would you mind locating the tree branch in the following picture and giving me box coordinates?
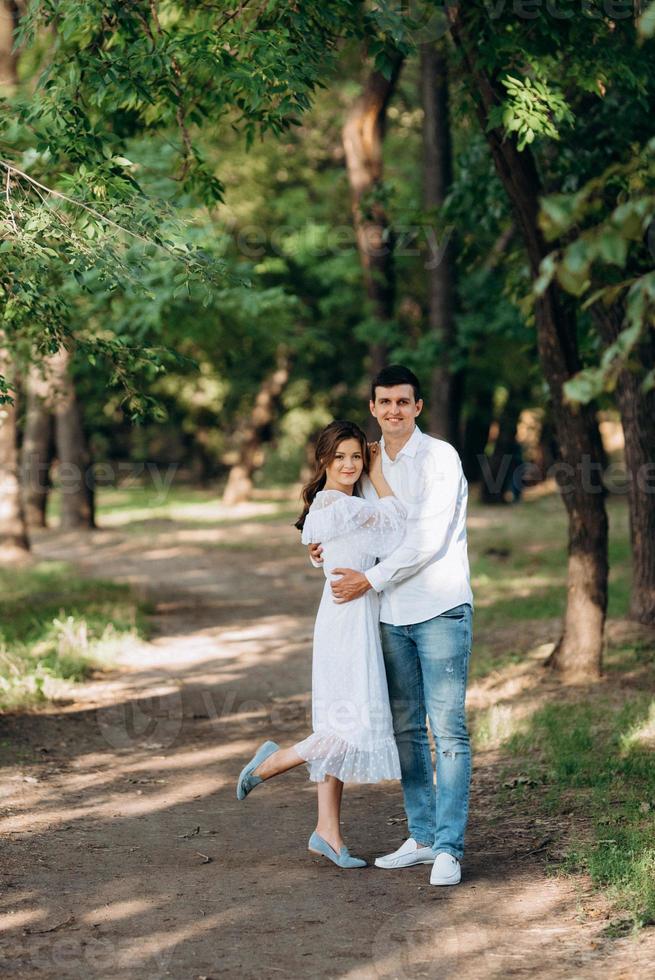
[0,159,194,267]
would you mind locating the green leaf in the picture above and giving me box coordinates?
[539,195,578,240]
[595,230,628,267]
[534,253,557,297]
[563,368,605,405]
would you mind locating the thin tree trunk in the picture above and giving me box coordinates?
[479,404,523,505]
[222,351,290,506]
[0,0,19,95]
[421,41,459,444]
[593,301,655,625]
[0,4,29,554]
[450,7,608,682]
[0,345,29,557]
[21,363,55,527]
[49,347,95,529]
[342,55,403,386]
[461,390,494,483]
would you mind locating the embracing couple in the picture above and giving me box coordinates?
[237,364,473,887]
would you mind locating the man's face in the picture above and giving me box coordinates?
[369,384,423,441]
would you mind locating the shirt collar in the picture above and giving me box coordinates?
[380,425,423,461]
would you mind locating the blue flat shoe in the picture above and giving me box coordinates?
[308,831,367,869]
[236,740,279,800]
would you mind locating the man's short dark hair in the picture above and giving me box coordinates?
[371,364,421,402]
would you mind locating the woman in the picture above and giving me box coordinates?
[236,420,406,868]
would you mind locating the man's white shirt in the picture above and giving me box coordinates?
[361,426,473,627]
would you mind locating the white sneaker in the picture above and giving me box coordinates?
[429,852,461,885]
[374,837,436,870]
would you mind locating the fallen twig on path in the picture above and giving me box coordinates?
[176,825,201,839]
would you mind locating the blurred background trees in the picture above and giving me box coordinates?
[1,1,655,681]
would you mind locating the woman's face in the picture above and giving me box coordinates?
[324,438,365,491]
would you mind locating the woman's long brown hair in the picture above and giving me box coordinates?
[295,420,369,531]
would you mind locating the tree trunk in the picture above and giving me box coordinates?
[461,391,494,483]
[479,404,523,505]
[0,1,19,95]
[49,347,95,529]
[222,351,290,506]
[342,55,403,388]
[449,8,608,681]
[21,363,55,527]
[420,41,459,445]
[0,345,30,557]
[592,301,655,625]
[0,13,27,557]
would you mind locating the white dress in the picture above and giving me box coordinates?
[295,490,406,783]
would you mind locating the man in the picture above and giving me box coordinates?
[311,364,473,886]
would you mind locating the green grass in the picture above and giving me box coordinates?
[468,493,632,677]
[464,491,655,929]
[0,563,148,711]
[502,697,655,930]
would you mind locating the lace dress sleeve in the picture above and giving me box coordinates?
[301,492,406,553]
[360,496,407,558]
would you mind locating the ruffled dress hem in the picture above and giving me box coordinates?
[294,730,401,784]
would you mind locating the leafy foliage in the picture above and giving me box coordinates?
[490,72,573,151]
[537,141,655,403]
[449,2,655,405]
[3,0,655,457]
[1,0,372,401]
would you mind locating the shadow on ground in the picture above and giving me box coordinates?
[1,506,653,979]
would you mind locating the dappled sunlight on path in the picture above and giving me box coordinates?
[1,500,653,978]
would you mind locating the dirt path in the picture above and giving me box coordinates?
[1,505,653,979]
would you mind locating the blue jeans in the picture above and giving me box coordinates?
[380,604,472,860]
